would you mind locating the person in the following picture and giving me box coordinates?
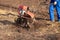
[49,0,60,22]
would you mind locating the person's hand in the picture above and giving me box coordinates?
[54,1,57,5]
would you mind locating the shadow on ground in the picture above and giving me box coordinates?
[0,20,15,25]
[35,17,50,21]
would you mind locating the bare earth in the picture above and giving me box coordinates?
[0,0,60,40]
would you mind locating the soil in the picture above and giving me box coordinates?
[0,0,60,40]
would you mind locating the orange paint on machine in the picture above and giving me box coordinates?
[18,5,35,19]
[27,11,35,19]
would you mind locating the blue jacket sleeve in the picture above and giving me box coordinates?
[55,0,59,2]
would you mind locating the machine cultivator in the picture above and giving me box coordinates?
[15,11,35,28]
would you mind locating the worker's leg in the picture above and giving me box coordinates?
[49,4,55,22]
[56,6,60,22]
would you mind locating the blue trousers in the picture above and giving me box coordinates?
[49,3,60,21]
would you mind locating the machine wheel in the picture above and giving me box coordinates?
[15,17,28,27]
